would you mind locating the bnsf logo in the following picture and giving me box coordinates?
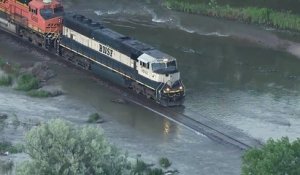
[99,44,113,57]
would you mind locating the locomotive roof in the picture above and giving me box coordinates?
[63,13,176,62]
[29,0,61,8]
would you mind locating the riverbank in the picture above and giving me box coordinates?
[163,0,300,32]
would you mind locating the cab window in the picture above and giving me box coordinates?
[167,60,176,68]
[40,6,64,19]
[29,6,38,15]
[17,0,31,5]
[40,8,53,19]
[139,61,149,69]
[54,6,64,14]
[152,63,166,71]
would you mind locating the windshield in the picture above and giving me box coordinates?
[152,63,166,71]
[54,6,64,15]
[40,6,64,20]
[40,8,53,19]
[167,60,177,68]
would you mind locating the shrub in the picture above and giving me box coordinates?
[159,157,172,169]
[15,74,39,91]
[0,141,23,154]
[16,119,131,175]
[16,119,179,175]
[0,58,5,68]
[27,90,51,98]
[87,113,102,123]
[0,75,12,86]
[242,137,300,175]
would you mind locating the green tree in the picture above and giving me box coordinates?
[16,119,130,175]
[242,137,300,175]
[16,119,178,175]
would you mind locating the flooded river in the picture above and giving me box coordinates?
[1,0,300,174]
[72,0,300,141]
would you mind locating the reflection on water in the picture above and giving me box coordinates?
[85,5,300,142]
[163,118,171,136]
[1,0,300,174]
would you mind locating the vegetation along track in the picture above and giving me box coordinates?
[123,91,263,150]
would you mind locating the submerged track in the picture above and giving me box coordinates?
[122,91,262,150]
[0,30,262,151]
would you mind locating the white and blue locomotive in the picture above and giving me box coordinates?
[59,14,185,106]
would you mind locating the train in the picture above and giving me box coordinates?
[0,0,185,106]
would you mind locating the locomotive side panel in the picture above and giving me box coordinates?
[63,26,135,69]
[62,14,185,106]
[0,14,17,33]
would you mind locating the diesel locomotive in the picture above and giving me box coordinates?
[0,0,185,106]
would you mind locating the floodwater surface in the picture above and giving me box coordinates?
[66,0,300,142]
[0,0,300,174]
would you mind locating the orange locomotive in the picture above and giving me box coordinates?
[0,0,63,48]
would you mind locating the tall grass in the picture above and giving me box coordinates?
[0,58,5,68]
[0,75,12,86]
[15,74,39,91]
[164,0,300,32]
[27,89,51,98]
[0,141,23,154]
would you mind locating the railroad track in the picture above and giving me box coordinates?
[161,107,255,150]
[0,31,261,150]
[122,92,262,150]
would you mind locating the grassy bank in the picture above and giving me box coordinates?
[163,0,300,32]
[0,58,61,98]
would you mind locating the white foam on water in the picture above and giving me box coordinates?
[94,9,122,16]
[265,27,276,31]
[152,17,170,23]
[177,25,196,34]
[94,10,104,16]
[107,9,121,15]
[287,42,300,59]
[203,32,230,37]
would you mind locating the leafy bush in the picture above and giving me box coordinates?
[0,58,5,68]
[242,137,300,175]
[0,141,23,154]
[27,90,51,98]
[159,157,172,169]
[87,113,102,123]
[16,119,178,175]
[15,74,39,91]
[0,75,12,86]
[16,119,130,175]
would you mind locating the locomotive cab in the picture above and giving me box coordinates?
[152,60,185,105]
[137,52,185,106]
[28,0,63,35]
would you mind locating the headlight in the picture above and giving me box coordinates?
[179,86,183,90]
[166,87,170,92]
